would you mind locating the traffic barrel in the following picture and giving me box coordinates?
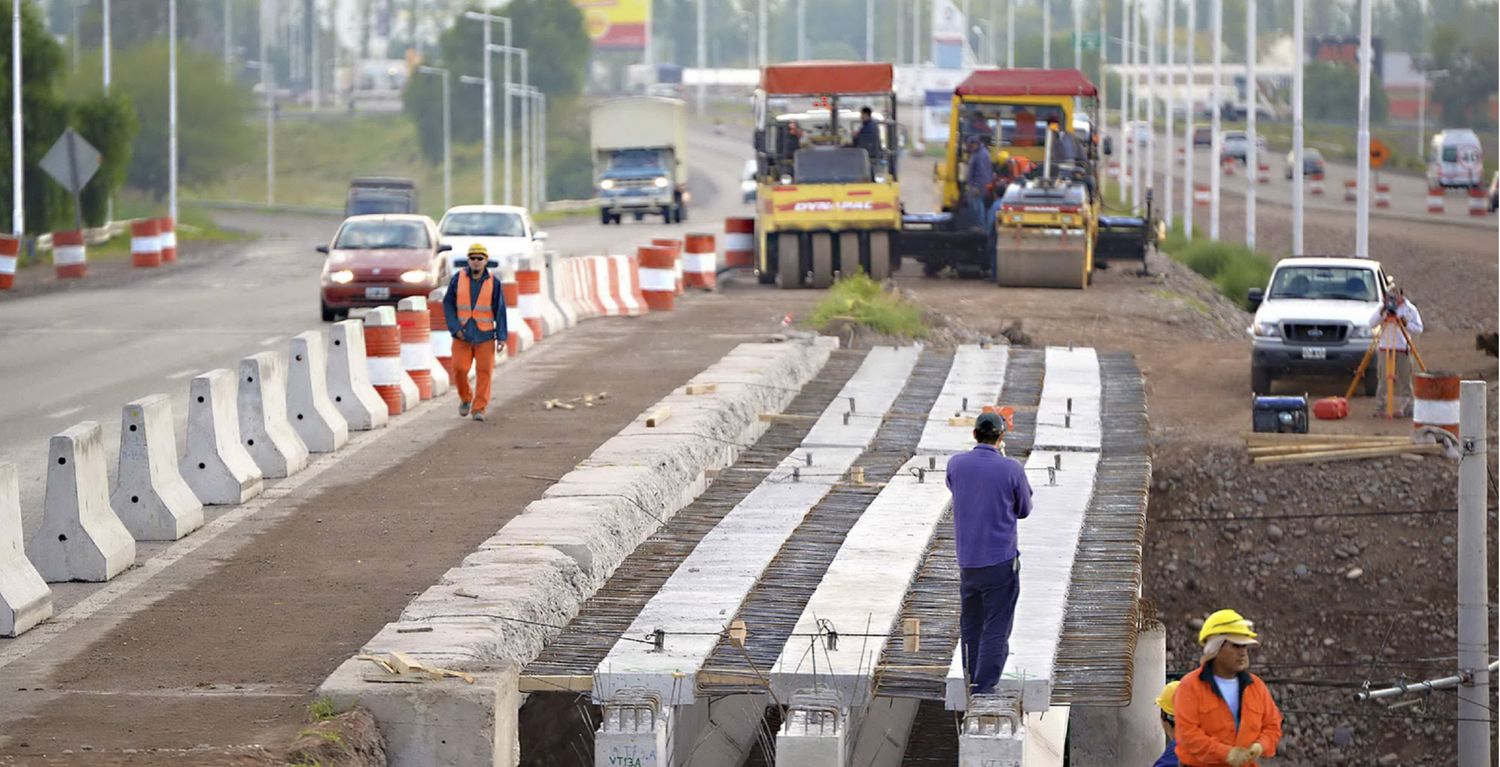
[515,261,545,341]
[651,237,685,295]
[1426,186,1445,214]
[428,287,452,386]
[1193,184,1211,207]
[609,253,648,316]
[1309,172,1326,196]
[0,234,17,290]
[683,233,717,290]
[1343,180,1358,203]
[724,217,755,269]
[1468,186,1487,217]
[396,296,434,401]
[1221,156,1236,177]
[1256,162,1270,184]
[498,266,534,356]
[1413,372,1460,437]
[52,230,86,279]
[362,306,405,416]
[130,219,162,268]
[157,217,177,263]
[638,245,676,311]
[1374,182,1391,209]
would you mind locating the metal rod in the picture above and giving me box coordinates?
[1183,0,1195,239]
[1356,661,1500,702]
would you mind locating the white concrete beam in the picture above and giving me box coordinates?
[917,345,1009,456]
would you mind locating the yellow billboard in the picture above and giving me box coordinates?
[573,0,649,50]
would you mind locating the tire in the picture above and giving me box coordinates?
[321,300,337,323]
[634,212,644,222]
[867,231,892,280]
[1251,365,1273,395]
[810,233,834,289]
[776,233,802,289]
[600,208,611,226]
[1362,368,1379,397]
[838,231,861,277]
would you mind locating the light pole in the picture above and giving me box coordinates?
[223,0,232,81]
[416,65,451,212]
[797,0,805,59]
[1183,0,1195,239]
[464,10,512,206]
[1355,0,1371,258]
[169,0,179,222]
[1146,1,1155,212]
[1164,0,1175,232]
[246,59,274,206]
[1130,0,1141,212]
[1042,0,1050,67]
[1416,71,1448,165]
[11,0,22,237]
[1245,0,1256,250]
[489,44,528,212]
[1291,0,1303,254]
[1072,0,1081,70]
[103,0,112,90]
[1209,0,1222,241]
[757,0,766,67]
[1005,0,1014,67]
[696,0,706,113]
[866,0,874,61]
[974,23,988,66]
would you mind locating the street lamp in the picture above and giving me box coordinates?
[246,59,275,206]
[489,44,529,213]
[416,65,452,212]
[11,0,22,236]
[973,23,987,66]
[511,84,547,211]
[169,0,178,222]
[463,10,512,206]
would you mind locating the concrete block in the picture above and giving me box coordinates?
[110,395,204,541]
[238,352,311,478]
[399,368,421,410]
[319,655,520,767]
[328,319,390,431]
[537,252,567,335]
[596,693,672,767]
[28,422,137,582]
[181,369,265,505]
[0,462,52,636]
[287,331,351,453]
[544,252,578,329]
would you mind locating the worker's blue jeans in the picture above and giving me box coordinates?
[960,555,1021,695]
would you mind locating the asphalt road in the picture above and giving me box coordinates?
[0,124,754,527]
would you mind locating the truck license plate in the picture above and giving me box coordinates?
[1301,347,1326,360]
[365,287,390,300]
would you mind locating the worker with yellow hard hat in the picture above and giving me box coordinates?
[1173,609,1283,767]
[1153,680,1181,766]
[442,242,507,422]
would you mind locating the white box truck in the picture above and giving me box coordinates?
[591,97,689,225]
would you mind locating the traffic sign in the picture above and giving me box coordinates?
[1369,137,1390,169]
[1076,31,1102,51]
[40,129,101,194]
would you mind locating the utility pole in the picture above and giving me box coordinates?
[416,66,451,212]
[1042,0,1050,67]
[696,0,705,114]
[1457,380,1492,767]
[169,0,179,222]
[1130,0,1141,212]
[1245,0,1256,250]
[1183,0,1195,239]
[1354,0,1372,258]
[1164,0,1174,231]
[11,0,22,237]
[1005,0,1014,67]
[465,10,511,206]
[1209,0,1222,241]
[1292,0,1303,255]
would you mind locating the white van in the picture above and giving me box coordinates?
[1427,129,1484,189]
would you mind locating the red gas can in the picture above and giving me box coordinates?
[1313,397,1350,420]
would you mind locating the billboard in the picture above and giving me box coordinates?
[575,0,649,50]
[930,0,966,70]
[923,89,954,143]
[1308,35,1385,81]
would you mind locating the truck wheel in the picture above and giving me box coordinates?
[868,231,892,280]
[600,209,612,226]
[634,212,645,222]
[838,231,861,277]
[810,233,834,288]
[321,300,337,323]
[776,233,802,289]
[676,204,687,223]
[1361,369,1379,397]
[1251,365,1273,395]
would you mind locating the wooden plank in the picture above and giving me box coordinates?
[759,412,818,423]
[518,674,594,693]
[1248,442,1411,456]
[645,407,671,428]
[1253,443,1443,465]
[1241,431,1412,444]
[685,383,718,395]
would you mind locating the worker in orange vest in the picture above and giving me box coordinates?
[1174,609,1283,767]
[443,243,508,422]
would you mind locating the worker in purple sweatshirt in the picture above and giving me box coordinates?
[945,411,1033,695]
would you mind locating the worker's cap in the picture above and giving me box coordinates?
[975,411,1006,435]
[966,134,983,146]
[467,243,489,258]
[1155,681,1180,718]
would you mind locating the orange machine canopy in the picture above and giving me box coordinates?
[955,68,1098,98]
[761,61,895,96]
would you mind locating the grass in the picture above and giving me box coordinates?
[1150,287,1213,317]
[808,272,929,338]
[305,696,339,723]
[1158,226,1273,310]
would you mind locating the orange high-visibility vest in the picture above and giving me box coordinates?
[456,270,496,332]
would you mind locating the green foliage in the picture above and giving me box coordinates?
[1424,19,1499,131]
[306,697,338,722]
[1162,234,1272,310]
[0,0,77,234]
[73,91,138,227]
[1303,61,1387,125]
[809,272,928,338]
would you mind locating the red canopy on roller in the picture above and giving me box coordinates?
[761,61,895,95]
[955,68,1098,97]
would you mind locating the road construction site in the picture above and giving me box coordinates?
[0,103,1495,767]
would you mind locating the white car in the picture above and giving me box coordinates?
[1220,130,1269,163]
[1246,257,1393,395]
[437,204,548,271]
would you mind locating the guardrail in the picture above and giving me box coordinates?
[34,220,131,251]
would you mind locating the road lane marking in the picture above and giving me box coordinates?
[258,335,284,347]
[47,406,84,419]
[166,368,198,380]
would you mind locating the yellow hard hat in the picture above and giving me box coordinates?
[467,242,489,257]
[1198,609,1259,644]
[997,150,1011,164]
[1156,681,1180,716]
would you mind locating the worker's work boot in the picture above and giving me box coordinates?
[473,411,486,422]
[459,402,471,417]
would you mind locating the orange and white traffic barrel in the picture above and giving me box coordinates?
[724,217,755,269]
[363,306,405,416]
[515,260,545,341]
[499,266,534,356]
[396,296,434,401]
[130,219,161,268]
[0,234,16,290]
[683,233,717,290]
[1343,179,1358,203]
[157,217,177,263]
[427,287,452,387]
[588,256,621,316]
[1256,162,1271,184]
[52,230,86,279]
[609,253,647,316]
[1413,371,1460,437]
[638,245,676,311]
[1427,186,1445,214]
[651,238,684,295]
[1309,172,1326,196]
[1468,186,1487,217]
[1374,182,1391,208]
[1106,161,1121,179]
[1221,156,1236,177]
[1175,146,1187,166]
[1193,184,1211,207]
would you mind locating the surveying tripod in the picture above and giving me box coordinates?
[1345,310,1427,419]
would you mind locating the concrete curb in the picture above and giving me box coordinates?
[181,369,265,505]
[328,320,390,431]
[0,462,52,636]
[111,395,205,541]
[288,331,353,453]
[28,422,137,583]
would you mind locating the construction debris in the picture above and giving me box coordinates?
[543,392,609,411]
[1244,432,1445,465]
[355,652,475,684]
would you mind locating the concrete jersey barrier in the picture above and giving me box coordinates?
[28,422,138,582]
[111,395,205,541]
[181,369,266,505]
[0,462,53,636]
[287,331,352,453]
[238,352,312,479]
[327,320,390,431]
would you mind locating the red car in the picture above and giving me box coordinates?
[318,214,451,321]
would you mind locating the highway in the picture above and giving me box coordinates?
[0,125,753,528]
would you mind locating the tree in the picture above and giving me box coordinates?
[1303,60,1387,124]
[0,0,78,234]
[73,92,138,227]
[1422,19,1498,130]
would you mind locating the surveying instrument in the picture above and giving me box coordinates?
[1345,296,1426,418]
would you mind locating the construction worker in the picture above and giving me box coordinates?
[1367,286,1423,417]
[443,243,508,422]
[1046,115,1080,166]
[1154,680,1181,766]
[946,411,1032,695]
[852,106,881,158]
[965,134,994,232]
[1174,609,1283,767]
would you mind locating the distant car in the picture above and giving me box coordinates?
[1219,131,1268,163]
[346,177,418,217]
[1427,129,1484,189]
[741,159,757,203]
[437,204,546,272]
[1284,147,1326,179]
[318,215,449,322]
[1193,125,1213,148]
[1126,120,1153,150]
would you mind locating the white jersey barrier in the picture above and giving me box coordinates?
[328,319,390,431]
[181,369,265,505]
[288,331,352,453]
[0,462,53,636]
[111,395,205,541]
[28,422,137,582]
[238,352,312,479]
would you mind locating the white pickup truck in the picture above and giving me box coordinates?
[1246,257,1393,395]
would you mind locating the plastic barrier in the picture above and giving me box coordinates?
[238,352,312,478]
[363,307,407,416]
[651,238,685,295]
[288,331,352,453]
[638,245,676,312]
[52,230,86,279]
[0,234,16,290]
[609,254,647,316]
[723,218,755,269]
[1469,186,1487,217]
[1309,172,1326,196]
[589,256,622,316]
[683,233,717,290]
[535,258,567,336]
[157,217,178,263]
[515,262,545,341]
[0,462,53,636]
[111,395,205,541]
[426,288,452,395]
[1427,186,1445,214]
[397,296,436,401]
[29,421,137,582]
[1413,372,1460,436]
[544,253,580,329]
[130,219,162,268]
[181,369,266,505]
[328,319,390,430]
[499,267,535,357]
[1375,182,1391,209]
[1344,180,1358,203]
